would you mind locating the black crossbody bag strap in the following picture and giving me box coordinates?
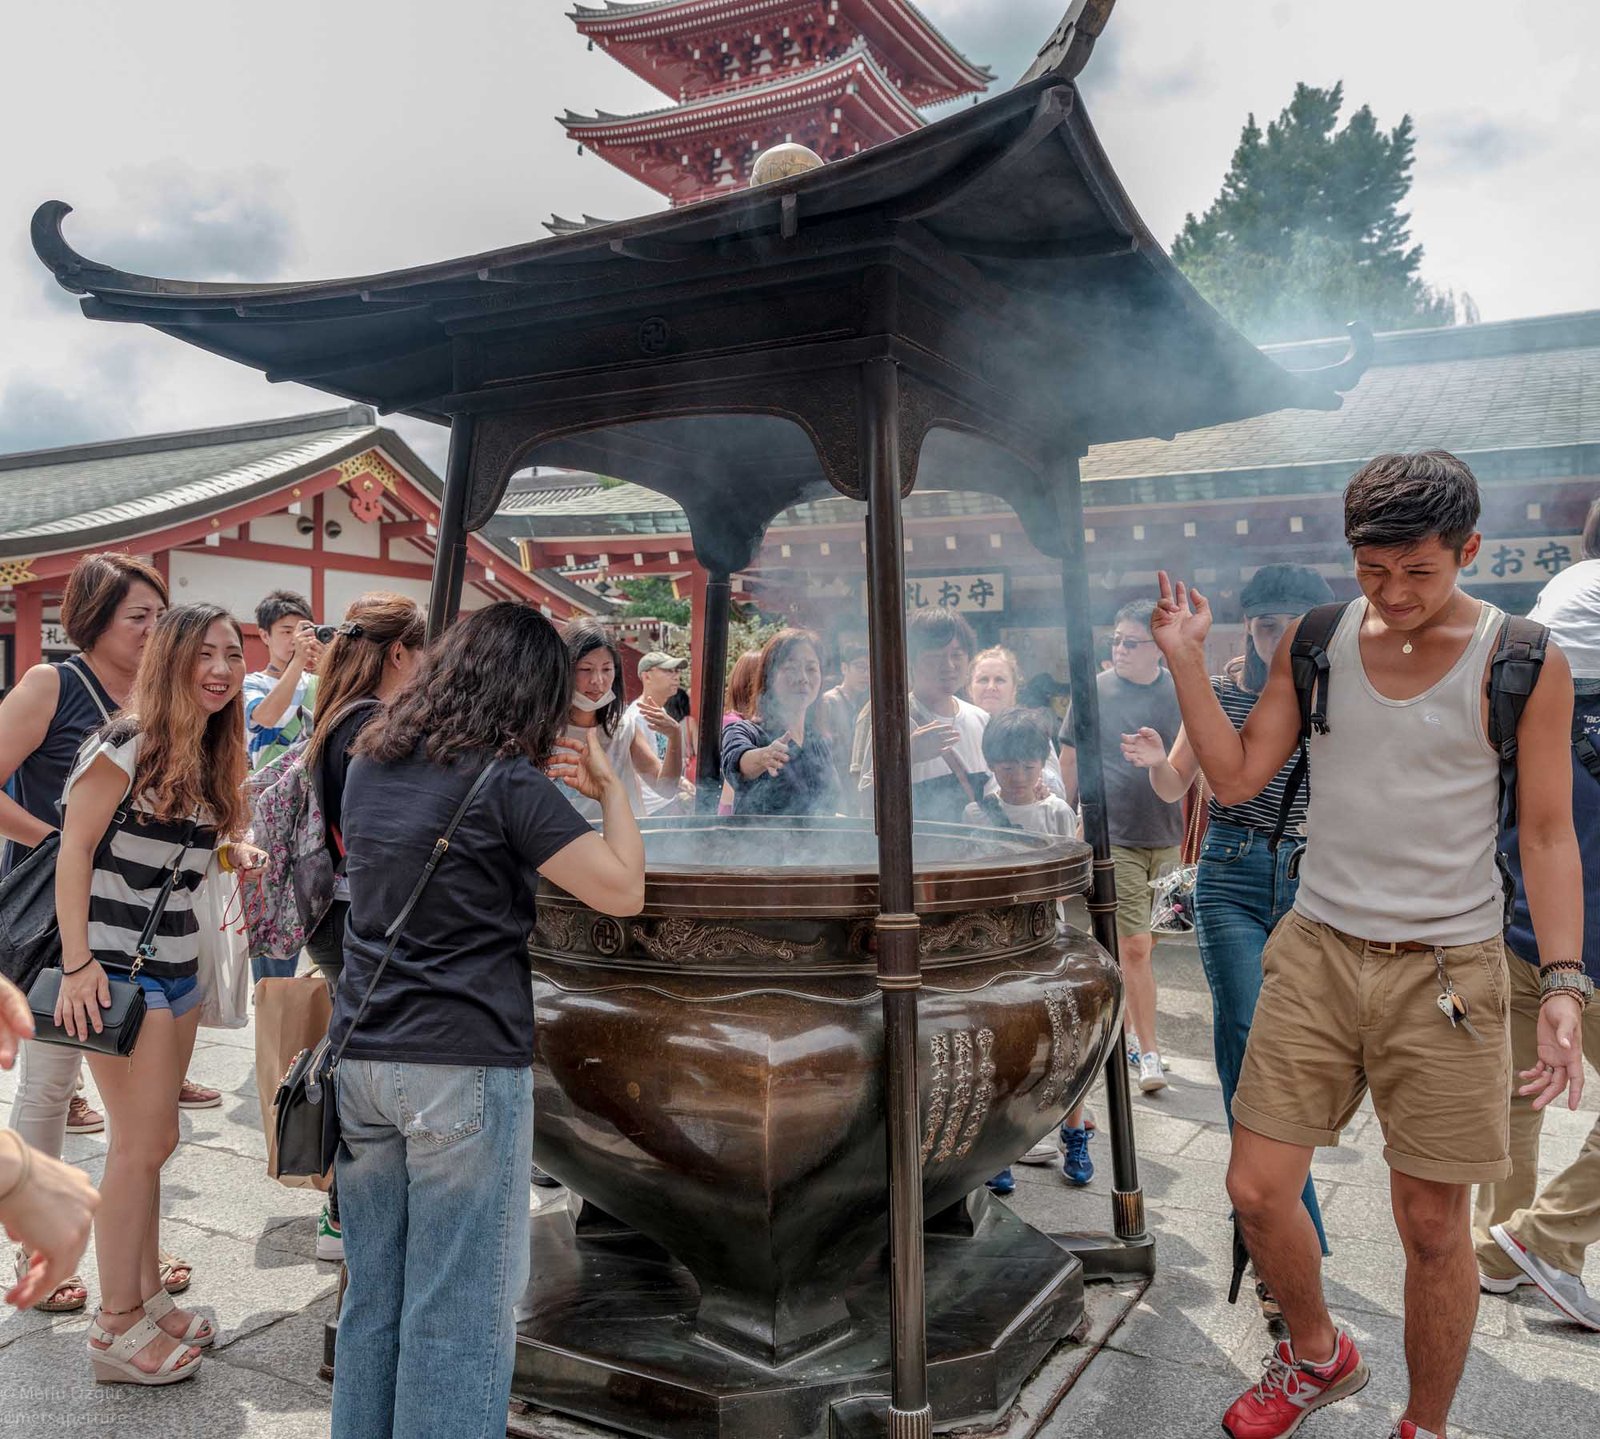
[329,759,500,1067]
[100,814,200,978]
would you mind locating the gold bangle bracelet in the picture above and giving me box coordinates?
[0,1130,33,1204]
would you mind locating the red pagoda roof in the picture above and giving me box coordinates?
[569,0,991,105]
[562,44,927,202]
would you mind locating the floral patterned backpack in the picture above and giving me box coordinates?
[245,700,376,957]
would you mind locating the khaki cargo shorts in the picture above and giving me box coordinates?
[1233,911,1512,1184]
[1110,844,1182,939]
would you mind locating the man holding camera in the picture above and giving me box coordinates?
[244,589,323,980]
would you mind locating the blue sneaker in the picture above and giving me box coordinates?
[1059,1126,1093,1186]
[985,1167,1016,1196]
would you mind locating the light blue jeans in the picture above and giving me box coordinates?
[1195,820,1330,1255]
[332,1060,534,1439]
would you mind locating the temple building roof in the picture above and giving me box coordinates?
[493,309,1600,535]
[570,0,991,104]
[560,43,924,139]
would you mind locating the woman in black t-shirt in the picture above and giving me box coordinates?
[301,593,425,980]
[329,603,644,1439]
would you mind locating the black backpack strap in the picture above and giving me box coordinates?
[1576,720,1600,782]
[1486,616,1549,830]
[1269,602,1348,848]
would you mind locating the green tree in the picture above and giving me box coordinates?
[1171,82,1455,343]
[615,575,691,627]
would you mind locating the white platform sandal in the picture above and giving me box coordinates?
[143,1285,216,1347]
[88,1307,202,1386]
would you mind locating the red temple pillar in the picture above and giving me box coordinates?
[12,585,44,676]
[687,562,709,719]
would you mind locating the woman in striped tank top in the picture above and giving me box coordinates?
[1122,564,1335,1305]
[53,605,265,1386]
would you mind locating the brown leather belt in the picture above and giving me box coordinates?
[1329,928,1435,955]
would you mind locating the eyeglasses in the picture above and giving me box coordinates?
[1111,636,1154,650]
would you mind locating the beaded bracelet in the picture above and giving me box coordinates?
[1540,960,1586,974]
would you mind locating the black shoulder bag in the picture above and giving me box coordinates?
[26,815,199,1058]
[274,760,500,1181]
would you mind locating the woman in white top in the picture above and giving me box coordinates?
[969,646,1066,799]
[557,623,682,822]
[54,605,266,1385]
[1529,498,1600,684]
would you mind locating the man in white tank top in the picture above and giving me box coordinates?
[1150,452,1585,1439]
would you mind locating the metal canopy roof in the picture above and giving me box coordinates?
[30,2,1365,572]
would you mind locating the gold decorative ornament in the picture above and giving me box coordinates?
[750,143,824,186]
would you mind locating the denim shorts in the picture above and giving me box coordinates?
[130,972,202,1019]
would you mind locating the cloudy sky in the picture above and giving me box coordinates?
[2,0,1594,470]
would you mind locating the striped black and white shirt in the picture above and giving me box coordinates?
[66,734,218,979]
[1206,676,1308,838]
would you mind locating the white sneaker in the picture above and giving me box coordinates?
[1478,1266,1533,1295]
[1017,1137,1059,1166]
[315,1205,344,1262]
[1492,1223,1600,1330]
[1137,1052,1168,1094]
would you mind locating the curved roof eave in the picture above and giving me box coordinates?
[29,15,1364,450]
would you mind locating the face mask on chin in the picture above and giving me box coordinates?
[571,688,615,714]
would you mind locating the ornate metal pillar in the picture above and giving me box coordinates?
[1051,450,1154,1275]
[695,567,733,812]
[861,357,931,1438]
[427,412,476,640]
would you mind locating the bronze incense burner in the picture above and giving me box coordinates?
[516,816,1120,1435]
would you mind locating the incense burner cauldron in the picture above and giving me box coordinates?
[519,816,1120,1436]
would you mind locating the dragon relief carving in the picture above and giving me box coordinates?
[923,1026,997,1165]
[536,907,580,951]
[633,916,827,964]
[917,907,1030,958]
[1038,985,1083,1110]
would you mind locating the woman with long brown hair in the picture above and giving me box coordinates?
[0,553,165,1312]
[53,604,266,1384]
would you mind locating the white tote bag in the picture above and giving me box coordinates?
[196,861,251,1029]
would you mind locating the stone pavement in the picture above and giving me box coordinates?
[1,939,1595,1438]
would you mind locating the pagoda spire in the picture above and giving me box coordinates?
[563,0,991,206]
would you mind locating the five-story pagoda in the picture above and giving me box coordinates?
[562,0,992,205]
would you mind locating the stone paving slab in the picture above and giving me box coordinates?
[3,939,1596,1438]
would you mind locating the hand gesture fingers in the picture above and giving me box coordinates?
[0,976,33,1069]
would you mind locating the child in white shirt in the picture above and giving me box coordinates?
[963,709,1078,838]
[963,710,1094,1191]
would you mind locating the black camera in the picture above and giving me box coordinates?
[312,624,339,645]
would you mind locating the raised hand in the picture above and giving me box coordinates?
[1151,571,1213,661]
[910,720,961,764]
[547,731,619,802]
[637,697,679,738]
[1120,727,1168,770]
[753,733,796,778]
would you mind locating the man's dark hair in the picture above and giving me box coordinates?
[357,602,571,767]
[1583,496,1600,562]
[255,589,313,632]
[906,607,977,662]
[839,642,868,668]
[1343,451,1481,555]
[982,708,1052,767]
[1113,599,1158,634]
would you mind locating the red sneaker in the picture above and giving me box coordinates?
[1222,1331,1369,1438]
